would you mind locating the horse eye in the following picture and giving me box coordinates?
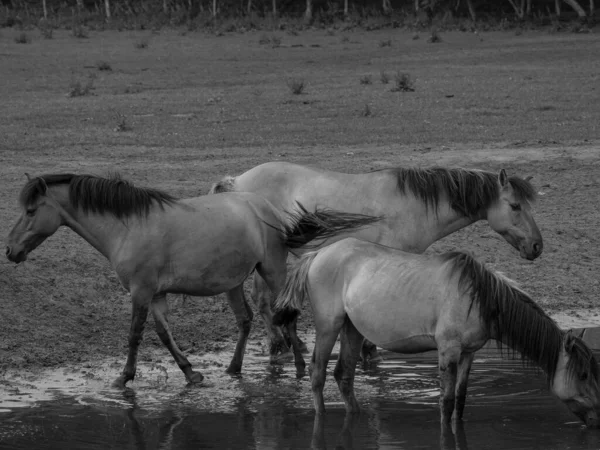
[510,203,521,212]
[26,208,36,217]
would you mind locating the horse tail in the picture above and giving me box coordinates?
[272,251,319,326]
[209,175,237,194]
[282,202,381,250]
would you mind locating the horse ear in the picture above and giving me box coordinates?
[25,172,31,181]
[498,169,508,187]
[525,176,534,183]
[577,328,585,339]
[37,177,48,193]
[565,329,577,353]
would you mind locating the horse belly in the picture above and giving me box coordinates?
[345,289,439,354]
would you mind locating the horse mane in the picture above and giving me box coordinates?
[384,167,537,218]
[441,251,599,385]
[19,173,177,219]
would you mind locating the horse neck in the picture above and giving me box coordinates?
[400,200,482,250]
[53,189,130,259]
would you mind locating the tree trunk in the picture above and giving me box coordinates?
[163,0,168,14]
[466,0,476,20]
[526,0,531,15]
[555,0,561,14]
[507,0,525,18]
[344,0,348,17]
[104,0,110,20]
[304,0,312,22]
[76,0,83,12]
[590,0,594,14]
[382,0,391,14]
[414,0,419,11]
[213,0,216,18]
[563,0,587,16]
[272,0,276,16]
[42,0,47,18]
[247,0,251,14]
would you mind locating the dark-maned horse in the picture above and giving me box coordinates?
[211,162,543,366]
[274,238,599,427]
[5,174,379,388]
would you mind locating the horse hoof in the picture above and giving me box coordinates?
[226,364,242,375]
[188,372,204,384]
[367,354,383,363]
[112,377,128,389]
[270,350,294,364]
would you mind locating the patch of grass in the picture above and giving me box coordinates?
[391,72,415,92]
[361,103,372,117]
[360,75,372,85]
[380,70,389,84]
[40,26,53,40]
[412,33,420,40]
[287,78,305,95]
[379,39,392,47]
[121,85,144,94]
[71,24,89,39]
[135,37,149,49]
[427,29,442,43]
[326,28,335,36]
[259,34,281,48]
[114,112,131,132]
[97,61,112,72]
[341,35,350,43]
[14,32,30,44]
[67,76,96,97]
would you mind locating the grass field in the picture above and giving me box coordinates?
[1,28,599,371]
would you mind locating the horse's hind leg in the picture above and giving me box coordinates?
[453,352,474,421]
[225,284,254,374]
[251,273,292,363]
[437,344,461,424]
[333,319,363,413]
[312,318,345,414]
[151,293,203,384]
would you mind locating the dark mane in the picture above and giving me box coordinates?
[19,173,177,218]
[441,251,599,385]
[384,167,537,218]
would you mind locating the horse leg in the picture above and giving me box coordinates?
[333,319,363,413]
[285,318,307,376]
[360,339,380,363]
[251,273,291,363]
[150,293,203,384]
[437,345,460,424]
[225,284,254,374]
[113,286,152,388]
[453,352,474,421]
[312,322,343,414]
[287,314,309,354]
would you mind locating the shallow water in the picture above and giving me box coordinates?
[1,344,600,450]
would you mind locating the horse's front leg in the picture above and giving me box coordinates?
[333,319,363,413]
[453,352,474,421]
[438,345,460,424]
[151,293,203,384]
[225,284,254,374]
[251,273,292,363]
[113,286,152,389]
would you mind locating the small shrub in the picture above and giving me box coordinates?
[114,113,131,132]
[391,72,415,92]
[380,70,389,84]
[379,39,392,47]
[14,32,30,44]
[270,35,281,48]
[360,75,372,85]
[259,34,271,44]
[341,35,350,43]
[40,27,53,40]
[71,24,89,39]
[427,29,442,43]
[287,78,305,95]
[361,103,372,117]
[68,77,95,97]
[97,61,112,71]
[326,28,335,36]
[135,37,149,49]
[412,32,420,40]
[259,34,281,48]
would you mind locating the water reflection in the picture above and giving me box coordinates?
[3,351,600,449]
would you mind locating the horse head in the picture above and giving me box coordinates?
[485,169,543,260]
[6,175,65,263]
[551,329,600,428]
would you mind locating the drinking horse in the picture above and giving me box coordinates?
[211,162,543,366]
[5,174,379,388]
[274,238,600,427]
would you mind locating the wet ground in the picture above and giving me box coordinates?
[2,335,600,450]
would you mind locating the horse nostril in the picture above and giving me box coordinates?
[5,246,11,257]
[533,242,542,255]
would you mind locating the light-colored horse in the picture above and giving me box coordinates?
[5,174,378,388]
[211,162,543,365]
[274,238,600,427]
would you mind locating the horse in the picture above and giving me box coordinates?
[273,238,600,427]
[211,162,543,366]
[5,173,380,388]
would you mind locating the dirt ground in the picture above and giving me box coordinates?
[0,29,599,375]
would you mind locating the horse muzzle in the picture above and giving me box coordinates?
[519,240,543,261]
[5,245,27,263]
